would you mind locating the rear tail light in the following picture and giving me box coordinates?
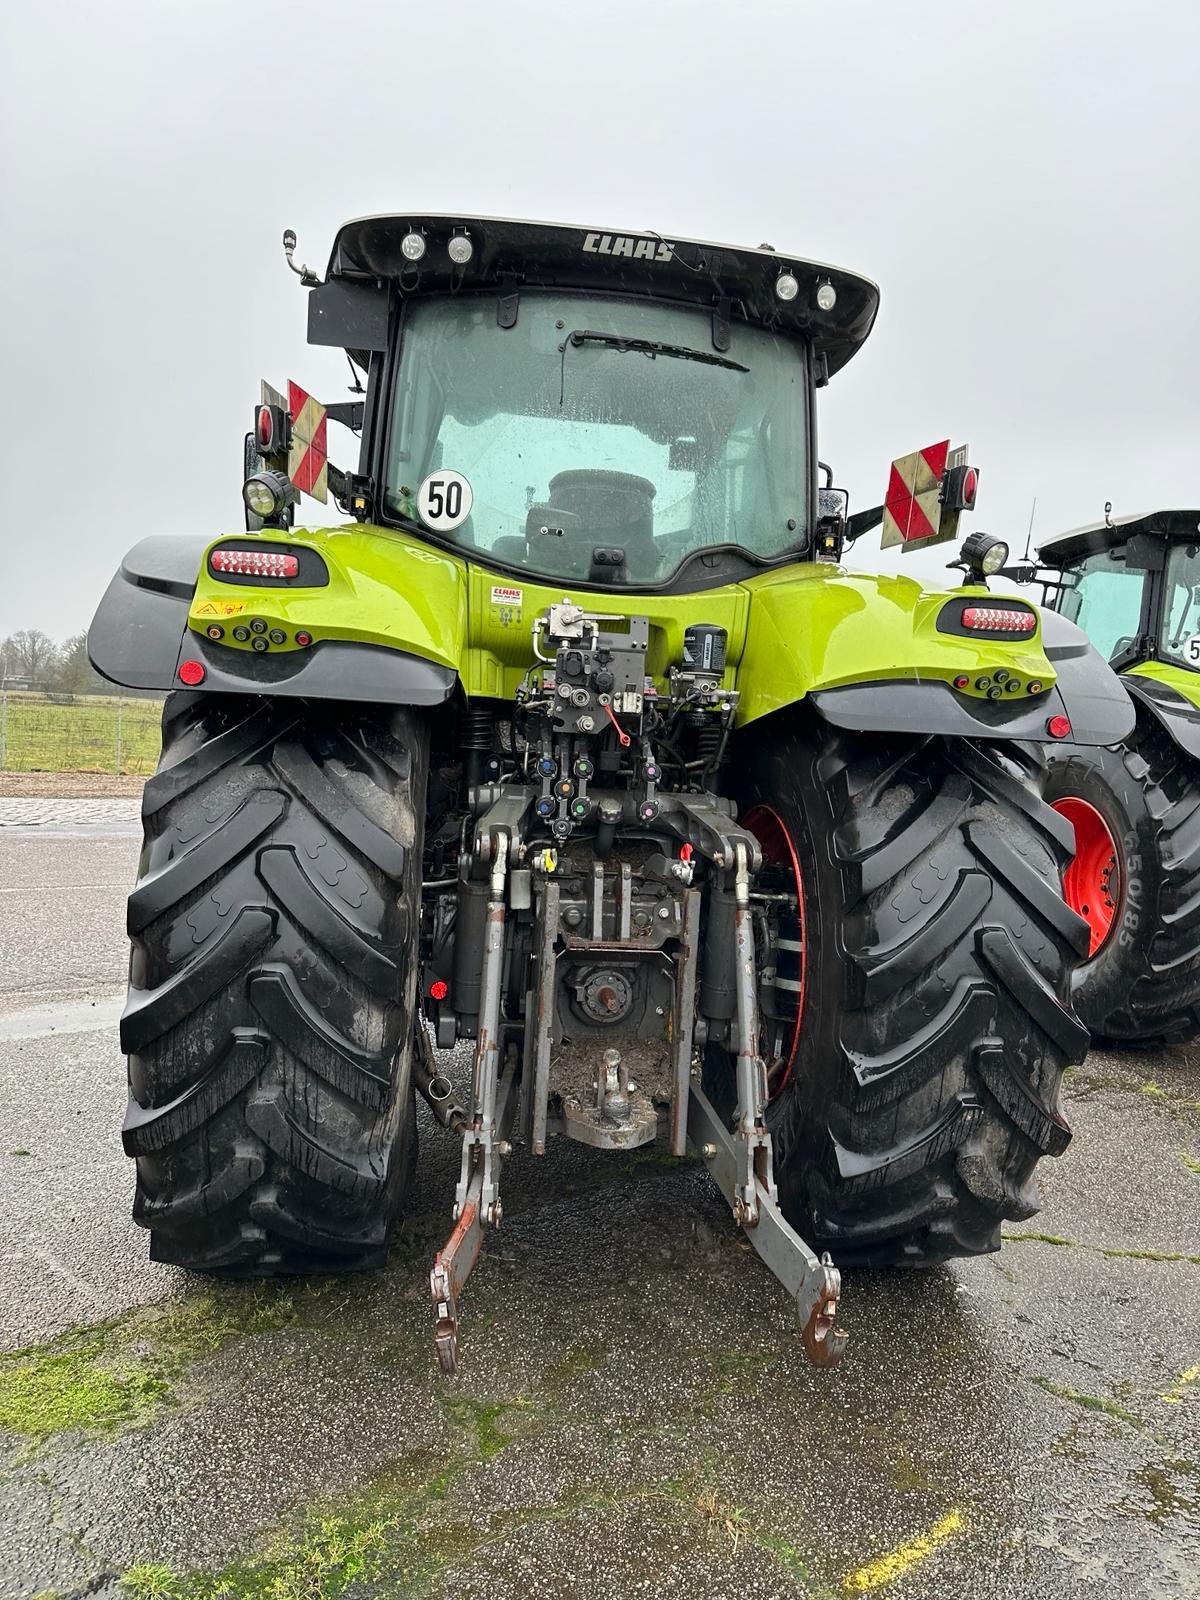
[961,606,1036,633]
[210,549,299,578]
[256,403,290,455]
[942,463,979,511]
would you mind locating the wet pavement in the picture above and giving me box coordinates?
[0,806,1197,1599]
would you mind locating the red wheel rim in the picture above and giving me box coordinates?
[1051,796,1121,957]
[742,804,807,1097]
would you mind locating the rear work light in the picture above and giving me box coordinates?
[961,606,1036,634]
[210,549,299,579]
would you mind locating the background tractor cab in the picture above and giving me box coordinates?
[1030,508,1200,1047]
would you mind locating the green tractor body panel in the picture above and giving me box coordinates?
[185,523,1059,729]
[1125,658,1200,712]
[733,564,1053,722]
[191,524,469,673]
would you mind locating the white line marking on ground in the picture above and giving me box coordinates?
[0,1249,110,1310]
[0,996,124,1042]
[0,884,126,894]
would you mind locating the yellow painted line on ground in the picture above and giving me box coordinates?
[1161,1364,1200,1404]
[842,1510,964,1593]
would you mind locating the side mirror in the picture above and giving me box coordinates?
[815,487,849,560]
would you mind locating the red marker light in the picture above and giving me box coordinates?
[1046,715,1071,740]
[961,606,1036,633]
[178,659,206,686]
[953,674,970,689]
[294,630,313,647]
[256,405,273,450]
[962,467,978,508]
[429,979,449,1000]
[211,549,299,578]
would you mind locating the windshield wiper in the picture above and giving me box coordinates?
[567,329,748,373]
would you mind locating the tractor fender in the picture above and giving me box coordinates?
[1035,608,1137,745]
[736,569,1134,746]
[810,610,1133,746]
[87,535,458,706]
[1122,672,1200,762]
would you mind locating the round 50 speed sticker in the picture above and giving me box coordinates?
[418,471,473,531]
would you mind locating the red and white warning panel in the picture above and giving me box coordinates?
[287,380,328,503]
[881,441,975,552]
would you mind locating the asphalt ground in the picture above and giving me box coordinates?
[0,799,1197,1600]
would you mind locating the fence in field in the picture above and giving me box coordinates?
[0,690,164,775]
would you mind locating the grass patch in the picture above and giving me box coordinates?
[0,692,162,775]
[1161,1364,1200,1405]
[121,1513,390,1600]
[1182,1152,1200,1177]
[0,1282,337,1443]
[1031,1376,1142,1428]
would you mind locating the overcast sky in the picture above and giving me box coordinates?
[1,0,1196,640]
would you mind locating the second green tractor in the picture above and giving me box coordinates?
[1031,510,1200,1046]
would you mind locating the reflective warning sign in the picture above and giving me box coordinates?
[881,440,949,551]
[287,380,328,503]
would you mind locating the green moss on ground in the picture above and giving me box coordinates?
[0,1281,337,1443]
[1031,1376,1143,1428]
[1004,1231,1200,1266]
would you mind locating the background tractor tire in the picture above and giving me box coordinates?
[1044,719,1200,1046]
[120,693,426,1276]
[707,713,1090,1267]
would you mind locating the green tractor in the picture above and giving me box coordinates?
[1030,509,1200,1044]
[89,216,1133,1372]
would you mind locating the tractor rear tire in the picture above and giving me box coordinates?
[120,693,426,1275]
[707,713,1090,1266]
[1044,719,1200,1046]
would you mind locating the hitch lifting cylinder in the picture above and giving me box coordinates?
[700,881,737,1020]
[452,879,489,1031]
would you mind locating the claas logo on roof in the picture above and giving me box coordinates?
[882,442,978,552]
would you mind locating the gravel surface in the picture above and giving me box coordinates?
[0,809,1196,1599]
[0,773,145,799]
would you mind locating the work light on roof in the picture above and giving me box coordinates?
[816,280,837,312]
[774,272,800,302]
[400,230,427,262]
[447,233,474,265]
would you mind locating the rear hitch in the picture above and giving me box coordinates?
[689,1081,848,1368]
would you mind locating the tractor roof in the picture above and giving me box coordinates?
[1038,508,1200,565]
[325,214,880,377]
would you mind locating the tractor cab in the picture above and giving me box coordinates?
[1035,508,1200,672]
[293,215,881,591]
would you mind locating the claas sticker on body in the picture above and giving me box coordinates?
[881,440,967,552]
